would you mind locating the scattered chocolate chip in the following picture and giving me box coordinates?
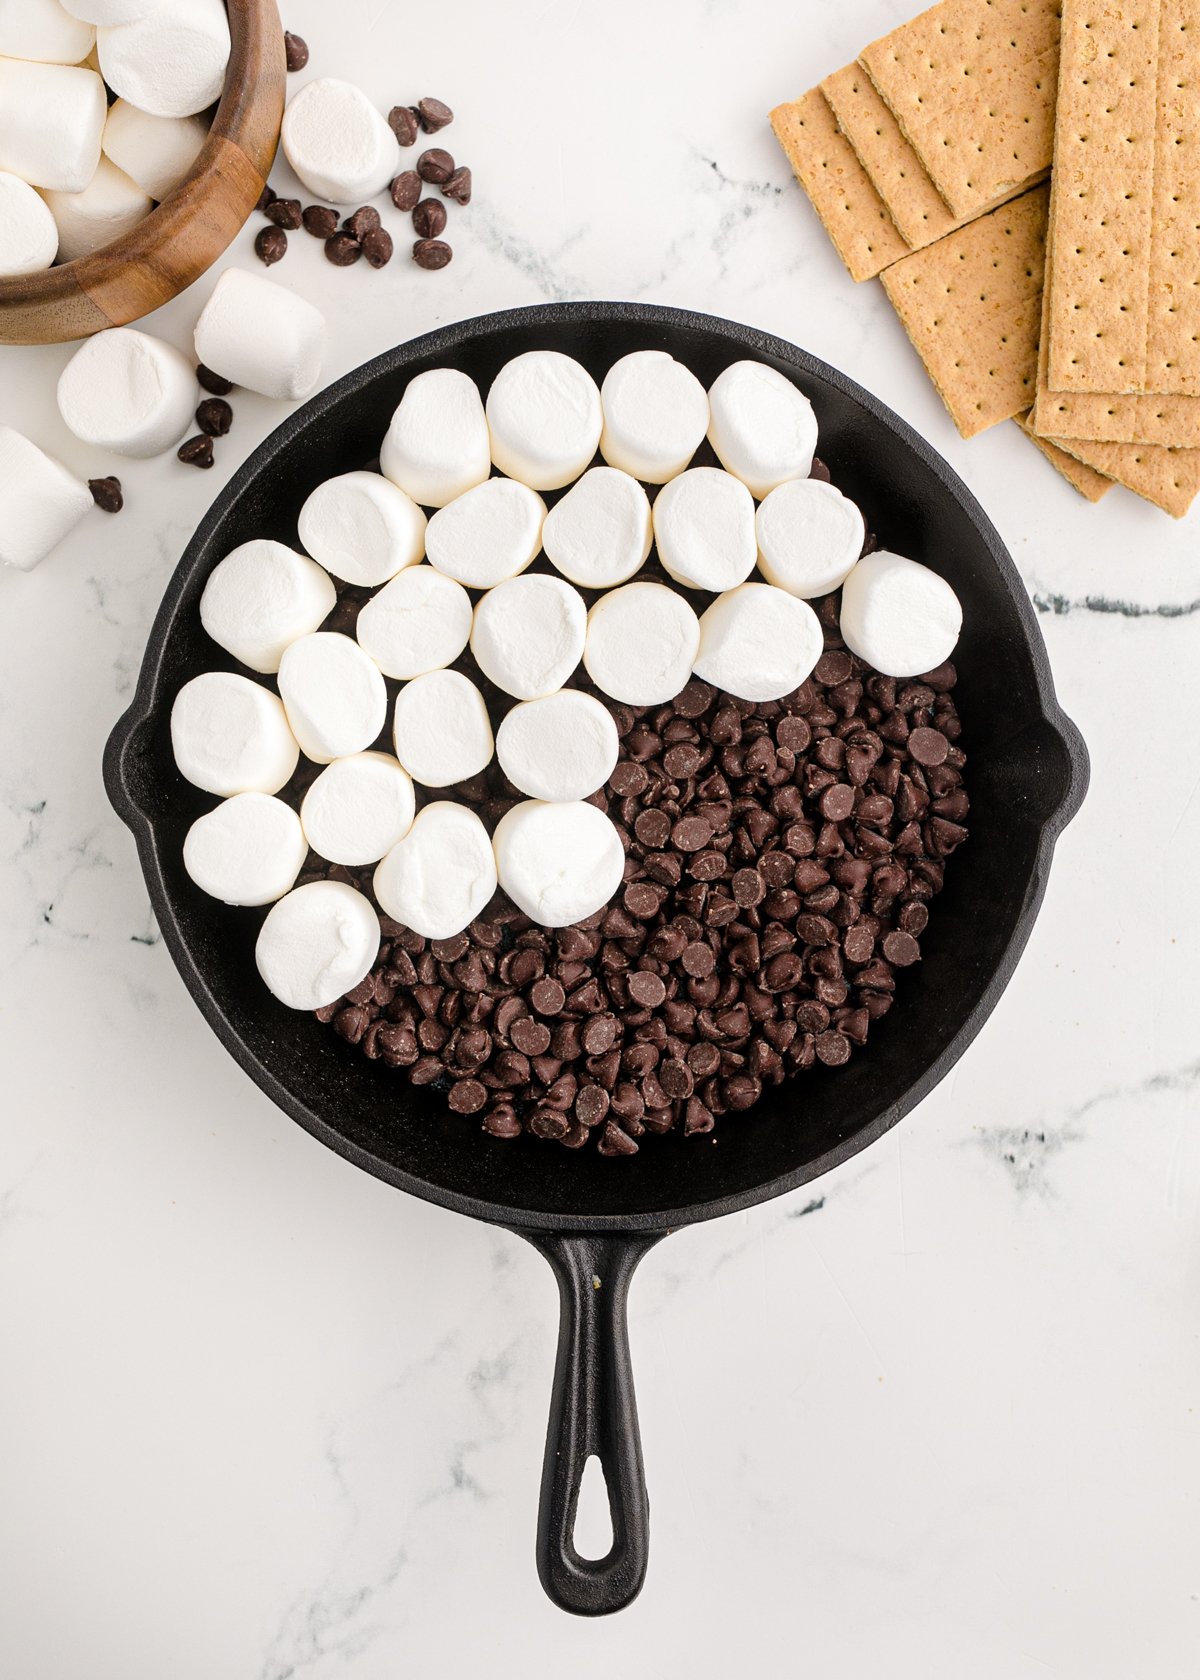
[412,197,447,238]
[325,232,362,266]
[195,397,232,437]
[343,205,381,240]
[255,225,287,265]
[416,147,454,184]
[441,165,472,204]
[88,476,122,512]
[361,227,393,268]
[177,434,214,469]
[388,105,420,146]
[255,184,275,213]
[284,31,309,71]
[265,196,301,229]
[196,364,232,396]
[390,170,421,211]
[418,96,454,132]
[412,237,452,269]
[302,204,338,238]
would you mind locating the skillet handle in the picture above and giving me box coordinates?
[521,1229,664,1616]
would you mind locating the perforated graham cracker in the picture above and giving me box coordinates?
[820,64,962,247]
[769,92,909,282]
[1014,413,1114,499]
[1038,431,1200,514]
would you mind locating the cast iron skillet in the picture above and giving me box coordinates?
[104,302,1088,1617]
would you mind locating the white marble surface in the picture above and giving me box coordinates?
[2,0,1200,1672]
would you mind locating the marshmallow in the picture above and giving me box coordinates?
[541,467,651,589]
[56,326,195,455]
[97,0,229,119]
[599,350,709,483]
[0,425,92,572]
[485,351,603,491]
[0,0,95,65]
[425,476,547,588]
[496,691,619,803]
[0,59,105,192]
[255,880,381,1012]
[62,0,163,23]
[582,581,700,706]
[380,369,491,510]
[281,77,400,205]
[692,583,824,702]
[754,478,865,599]
[170,671,299,796]
[707,360,818,498]
[492,800,624,928]
[470,573,587,701]
[355,564,472,680]
[374,801,497,941]
[839,550,963,678]
[392,669,494,788]
[183,792,307,907]
[194,267,326,402]
[200,540,336,675]
[652,467,757,592]
[42,155,151,261]
[102,100,207,200]
[300,752,416,867]
[298,471,426,588]
[277,632,388,765]
[0,170,58,276]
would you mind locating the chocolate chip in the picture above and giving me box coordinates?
[284,31,309,70]
[265,196,301,229]
[882,931,921,967]
[418,96,454,132]
[908,727,950,767]
[255,185,275,213]
[343,205,381,239]
[530,977,566,1016]
[390,170,421,211]
[177,434,213,468]
[412,197,447,238]
[302,205,338,238]
[819,783,856,823]
[681,941,715,978]
[441,165,472,205]
[362,227,394,268]
[412,238,452,269]
[255,226,287,265]
[815,1031,851,1067]
[510,1016,551,1057]
[325,232,361,266]
[88,476,122,512]
[388,105,420,146]
[195,398,232,437]
[627,970,667,1008]
[196,364,232,395]
[417,147,454,183]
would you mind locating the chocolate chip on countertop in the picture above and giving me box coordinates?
[255,184,275,213]
[195,398,232,437]
[177,434,214,469]
[255,225,287,265]
[265,196,302,229]
[388,105,420,146]
[418,96,454,132]
[416,147,455,184]
[441,165,472,204]
[196,364,232,395]
[301,204,338,238]
[283,31,309,71]
[390,170,421,211]
[325,232,362,266]
[361,227,394,268]
[412,197,447,239]
[343,205,381,239]
[88,476,122,512]
[412,238,452,269]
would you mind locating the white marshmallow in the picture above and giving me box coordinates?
[183,792,307,907]
[707,360,818,498]
[470,573,586,701]
[374,801,497,941]
[170,671,299,796]
[651,467,757,592]
[277,632,388,765]
[839,550,963,678]
[755,478,864,599]
[255,880,381,1012]
[43,155,151,261]
[0,170,58,275]
[693,582,824,702]
[599,350,709,483]
[102,100,207,200]
[582,581,700,706]
[492,800,624,928]
[0,425,92,572]
[298,471,426,588]
[355,565,472,681]
[200,540,336,674]
[299,752,416,867]
[97,0,229,119]
[281,77,400,205]
[56,326,195,455]
[392,669,494,788]
[541,467,651,589]
[425,476,547,588]
[496,691,619,803]
[193,267,327,402]
[0,59,105,192]
[485,351,602,491]
[380,369,491,510]
[0,0,94,65]
[62,0,163,23]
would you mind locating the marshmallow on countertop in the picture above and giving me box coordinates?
[200,539,336,674]
[300,752,416,867]
[425,477,547,588]
[0,171,58,276]
[102,100,207,201]
[470,573,587,701]
[496,691,619,803]
[0,58,106,193]
[42,155,151,261]
[57,326,196,456]
[492,799,625,928]
[392,668,494,788]
[839,551,962,678]
[255,880,381,1012]
[194,267,326,402]
[755,478,865,599]
[97,0,229,119]
[541,467,651,589]
[0,0,95,65]
[652,467,758,592]
[707,360,818,499]
[171,671,299,796]
[0,425,92,572]
[61,0,163,23]
[281,77,400,205]
[183,792,307,907]
[693,582,824,702]
[380,368,491,510]
[599,350,709,483]
[298,471,426,588]
[583,580,700,707]
[374,801,497,941]
[485,351,603,491]
[355,564,472,680]
[277,632,388,765]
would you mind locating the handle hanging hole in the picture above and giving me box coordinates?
[574,1454,614,1561]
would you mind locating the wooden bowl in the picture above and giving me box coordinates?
[0,0,285,346]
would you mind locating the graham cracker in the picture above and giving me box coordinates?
[859,0,1060,222]
[821,64,961,247]
[1014,413,1114,499]
[1038,431,1200,514]
[769,92,909,282]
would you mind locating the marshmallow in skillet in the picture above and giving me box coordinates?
[277,632,388,765]
[693,583,824,702]
[0,59,106,193]
[57,327,195,456]
[839,551,962,678]
[171,671,299,796]
[492,800,625,928]
[42,156,152,262]
[652,467,757,592]
[300,752,416,867]
[281,77,401,205]
[97,0,230,119]
[380,369,491,510]
[583,580,700,706]
[541,467,652,589]
[61,0,163,23]
[102,101,208,201]
[298,471,426,588]
[200,540,336,674]
[194,268,327,402]
[392,669,494,787]
[374,801,497,941]
[425,477,546,588]
[485,351,603,491]
[599,350,709,483]
[470,574,587,701]
[707,360,817,498]
[355,565,472,680]
[0,0,95,66]
[496,691,619,803]
[183,792,307,907]
[0,172,58,277]
[755,478,865,599]
[256,880,381,1012]
[0,425,92,572]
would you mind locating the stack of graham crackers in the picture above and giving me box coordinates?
[771,0,1200,516]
